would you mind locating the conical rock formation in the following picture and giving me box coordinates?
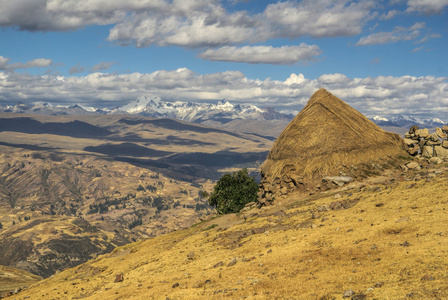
[259,89,405,202]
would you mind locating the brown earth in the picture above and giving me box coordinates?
[5,159,448,299]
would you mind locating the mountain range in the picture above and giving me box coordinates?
[1,98,445,129]
[0,97,293,124]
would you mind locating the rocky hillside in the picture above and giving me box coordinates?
[5,158,448,299]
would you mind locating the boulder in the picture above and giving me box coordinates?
[443,140,448,149]
[418,138,427,148]
[416,128,429,138]
[443,125,448,134]
[434,146,448,159]
[428,133,439,142]
[427,140,441,146]
[421,146,433,158]
[407,144,420,156]
[409,125,418,134]
[404,132,413,139]
[436,127,447,139]
[403,138,416,146]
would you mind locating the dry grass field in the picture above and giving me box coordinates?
[7,164,448,299]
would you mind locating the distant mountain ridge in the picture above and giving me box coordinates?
[0,97,294,124]
[2,99,446,128]
[371,114,447,128]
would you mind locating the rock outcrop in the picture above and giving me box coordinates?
[258,89,405,204]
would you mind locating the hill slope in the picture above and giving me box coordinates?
[9,164,448,299]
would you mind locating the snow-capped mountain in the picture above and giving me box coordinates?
[371,115,447,127]
[116,96,292,123]
[0,97,294,124]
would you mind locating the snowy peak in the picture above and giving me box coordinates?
[371,115,447,127]
[373,115,388,122]
[116,97,289,123]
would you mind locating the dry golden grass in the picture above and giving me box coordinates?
[10,170,448,300]
[261,89,405,185]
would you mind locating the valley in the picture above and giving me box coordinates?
[0,112,273,281]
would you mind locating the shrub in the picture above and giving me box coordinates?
[208,169,258,214]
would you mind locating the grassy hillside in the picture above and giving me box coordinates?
[9,164,448,299]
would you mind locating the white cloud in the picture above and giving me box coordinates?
[0,69,447,119]
[0,0,376,48]
[198,44,322,65]
[0,56,52,70]
[355,22,425,45]
[261,0,375,39]
[380,10,399,20]
[406,0,448,15]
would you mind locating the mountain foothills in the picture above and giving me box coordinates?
[2,89,448,299]
[0,112,272,283]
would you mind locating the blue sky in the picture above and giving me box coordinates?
[0,0,447,119]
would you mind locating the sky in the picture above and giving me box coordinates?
[0,0,447,119]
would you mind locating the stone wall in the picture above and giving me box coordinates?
[404,125,448,161]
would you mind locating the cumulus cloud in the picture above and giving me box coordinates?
[261,0,375,39]
[355,22,425,45]
[406,0,448,15]
[198,44,322,65]
[0,56,52,70]
[0,0,376,48]
[0,68,447,119]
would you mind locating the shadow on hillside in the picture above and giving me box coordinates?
[109,133,216,146]
[115,150,269,181]
[84,143,173,157]
[0,118,111,138]
[118,118,247,139]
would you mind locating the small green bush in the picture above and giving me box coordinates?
[208,168,258,215]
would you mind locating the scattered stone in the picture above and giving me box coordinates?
[323,176,353,187]
[396,216,411,223]
[351,294,366,300]
[421,274,434,281]
[213,261,224,268]
[317,205,329,212]
[334,193,342,199]
[375,282,383,288]
[430,157,443,165]
[400,241,410,247]
[187,251,195,260]
[227,258,237,267]
[343,289,355,298]
[172,282,179,288]
[311,212,320,219]
[114,273,124,283]
[406,162,420,170]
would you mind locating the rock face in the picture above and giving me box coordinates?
[258,89,405,203]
